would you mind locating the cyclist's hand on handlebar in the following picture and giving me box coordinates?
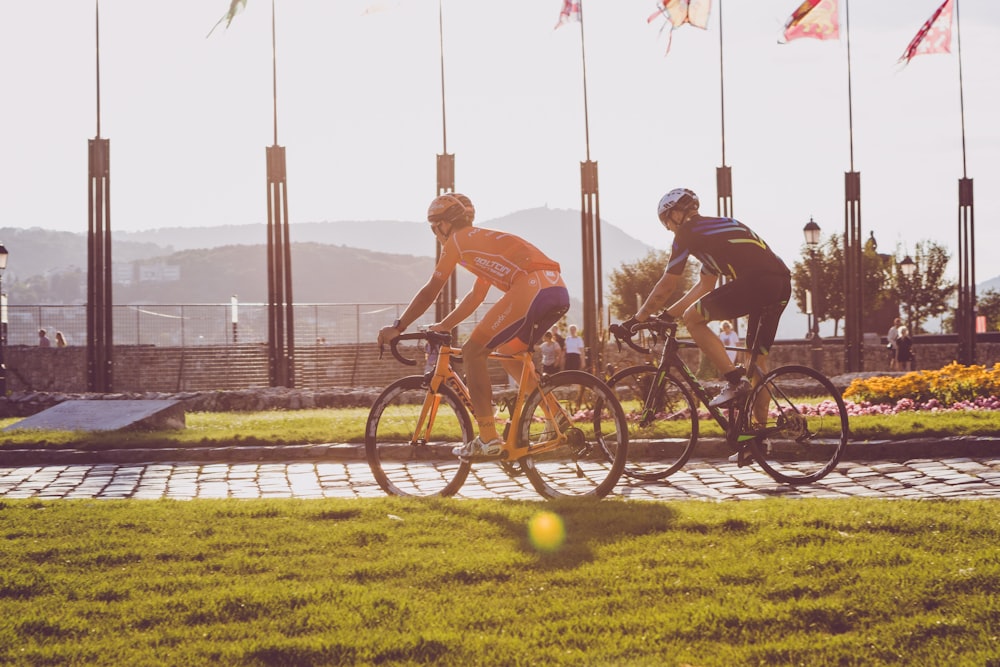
[376,325,401,347]
[622,315,641,334]
[653,312,676,324]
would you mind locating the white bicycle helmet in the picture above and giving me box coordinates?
[657,188,699,227]
[427,193,474,228]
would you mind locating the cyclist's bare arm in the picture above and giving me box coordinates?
[636,270,681,320]
[434,278,489,331]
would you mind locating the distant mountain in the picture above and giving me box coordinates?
[7,213,998,340]
[2,208,658,309]
[113,206,654,304]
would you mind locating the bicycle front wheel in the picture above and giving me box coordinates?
[607,365,699,481]
[518,371,628,499]
[365,376,473,497]
[745,365,849,485]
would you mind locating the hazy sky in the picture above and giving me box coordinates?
[3,0,998,286]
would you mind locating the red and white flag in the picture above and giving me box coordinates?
[647,0,711,54]
[781,0,839,43]
[899,0,954,64]
[555,0,582,30]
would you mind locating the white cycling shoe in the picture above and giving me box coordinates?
[452,436,503,460]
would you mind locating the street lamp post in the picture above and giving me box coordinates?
[899,255,916,328]
[802,219,822,372]
[0,242,8,395]
[231,295,239,345]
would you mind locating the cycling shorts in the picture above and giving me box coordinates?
[695,273,791,356]
[470,270,569,354]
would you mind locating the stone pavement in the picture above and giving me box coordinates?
[3,455,1000,501]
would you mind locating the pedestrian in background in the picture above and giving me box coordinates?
[55,331,68,347]
[539,331,560,375]
[549,325,565,370]
[38,329,51,347]
[887,317,902,370]
[895,326,915,371]
[564,324,584,371]
[718,320,739,364]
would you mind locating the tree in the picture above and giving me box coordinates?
[893,240,954,334]
[792,234,844,335]
[607,250,696,321]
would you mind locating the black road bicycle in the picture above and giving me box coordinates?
[608,315,849,485]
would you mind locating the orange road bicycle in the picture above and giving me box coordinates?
[609,315,849,485]
[365,329,628,499]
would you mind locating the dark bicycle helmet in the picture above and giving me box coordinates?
[657,188,699,227]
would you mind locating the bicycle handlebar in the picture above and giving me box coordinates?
[381,330,452,366]
[609,316,678,355]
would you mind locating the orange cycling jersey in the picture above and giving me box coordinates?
[434,227,561,292]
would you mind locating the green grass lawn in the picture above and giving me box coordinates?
[1,405,999,451]
[1,498,998,666]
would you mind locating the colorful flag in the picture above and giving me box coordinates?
[647,1,711,54]
[555,0,581,30]
[647,0,711,30]
[781,0,839,43]
[207,0,247,37]
[899,0,954,64]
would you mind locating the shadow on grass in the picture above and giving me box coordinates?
[434,498,680,570]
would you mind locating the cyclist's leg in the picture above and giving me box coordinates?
[744,280,791,424]
[685,279,750,379]
[468,271,569,440]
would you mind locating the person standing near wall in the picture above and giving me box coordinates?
[549,325,565,370]
[539,331,560,375]
[563,324,584,371]
[55,331,68,347]
[895,326,915,372]
[38,329,51,348]
[887,317,902,370]
[718,320,739,364]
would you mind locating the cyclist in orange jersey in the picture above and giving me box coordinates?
[377,193,570,460]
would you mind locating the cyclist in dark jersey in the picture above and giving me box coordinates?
[623,188,791,408]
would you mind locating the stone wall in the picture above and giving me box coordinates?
[2,335,998,418]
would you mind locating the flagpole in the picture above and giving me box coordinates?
[718,0,726,169]
[435,0,457,323]
[956,0,967,178]
[842,0,863,372]
[577,1,601,371]
[439,0,448,156]
[271,0,279,145]
[715,0,733,219]
[265,0,295,387]
[578,5,592,162]
[87,0,114,391]
[844,0,855,172]
[954,0,975,363]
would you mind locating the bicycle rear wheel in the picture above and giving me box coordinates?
[745,365,849,485]
[519,371,628,499]
[607,365,699,481]
[365,376,473,497]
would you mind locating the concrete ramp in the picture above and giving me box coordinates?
[4,400,185,432]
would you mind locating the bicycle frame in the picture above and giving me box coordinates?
[417,341,569,463]
[632,324,766,451]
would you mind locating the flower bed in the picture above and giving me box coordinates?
[843,362,1000,415]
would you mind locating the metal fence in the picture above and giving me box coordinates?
[6,302,507,349]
